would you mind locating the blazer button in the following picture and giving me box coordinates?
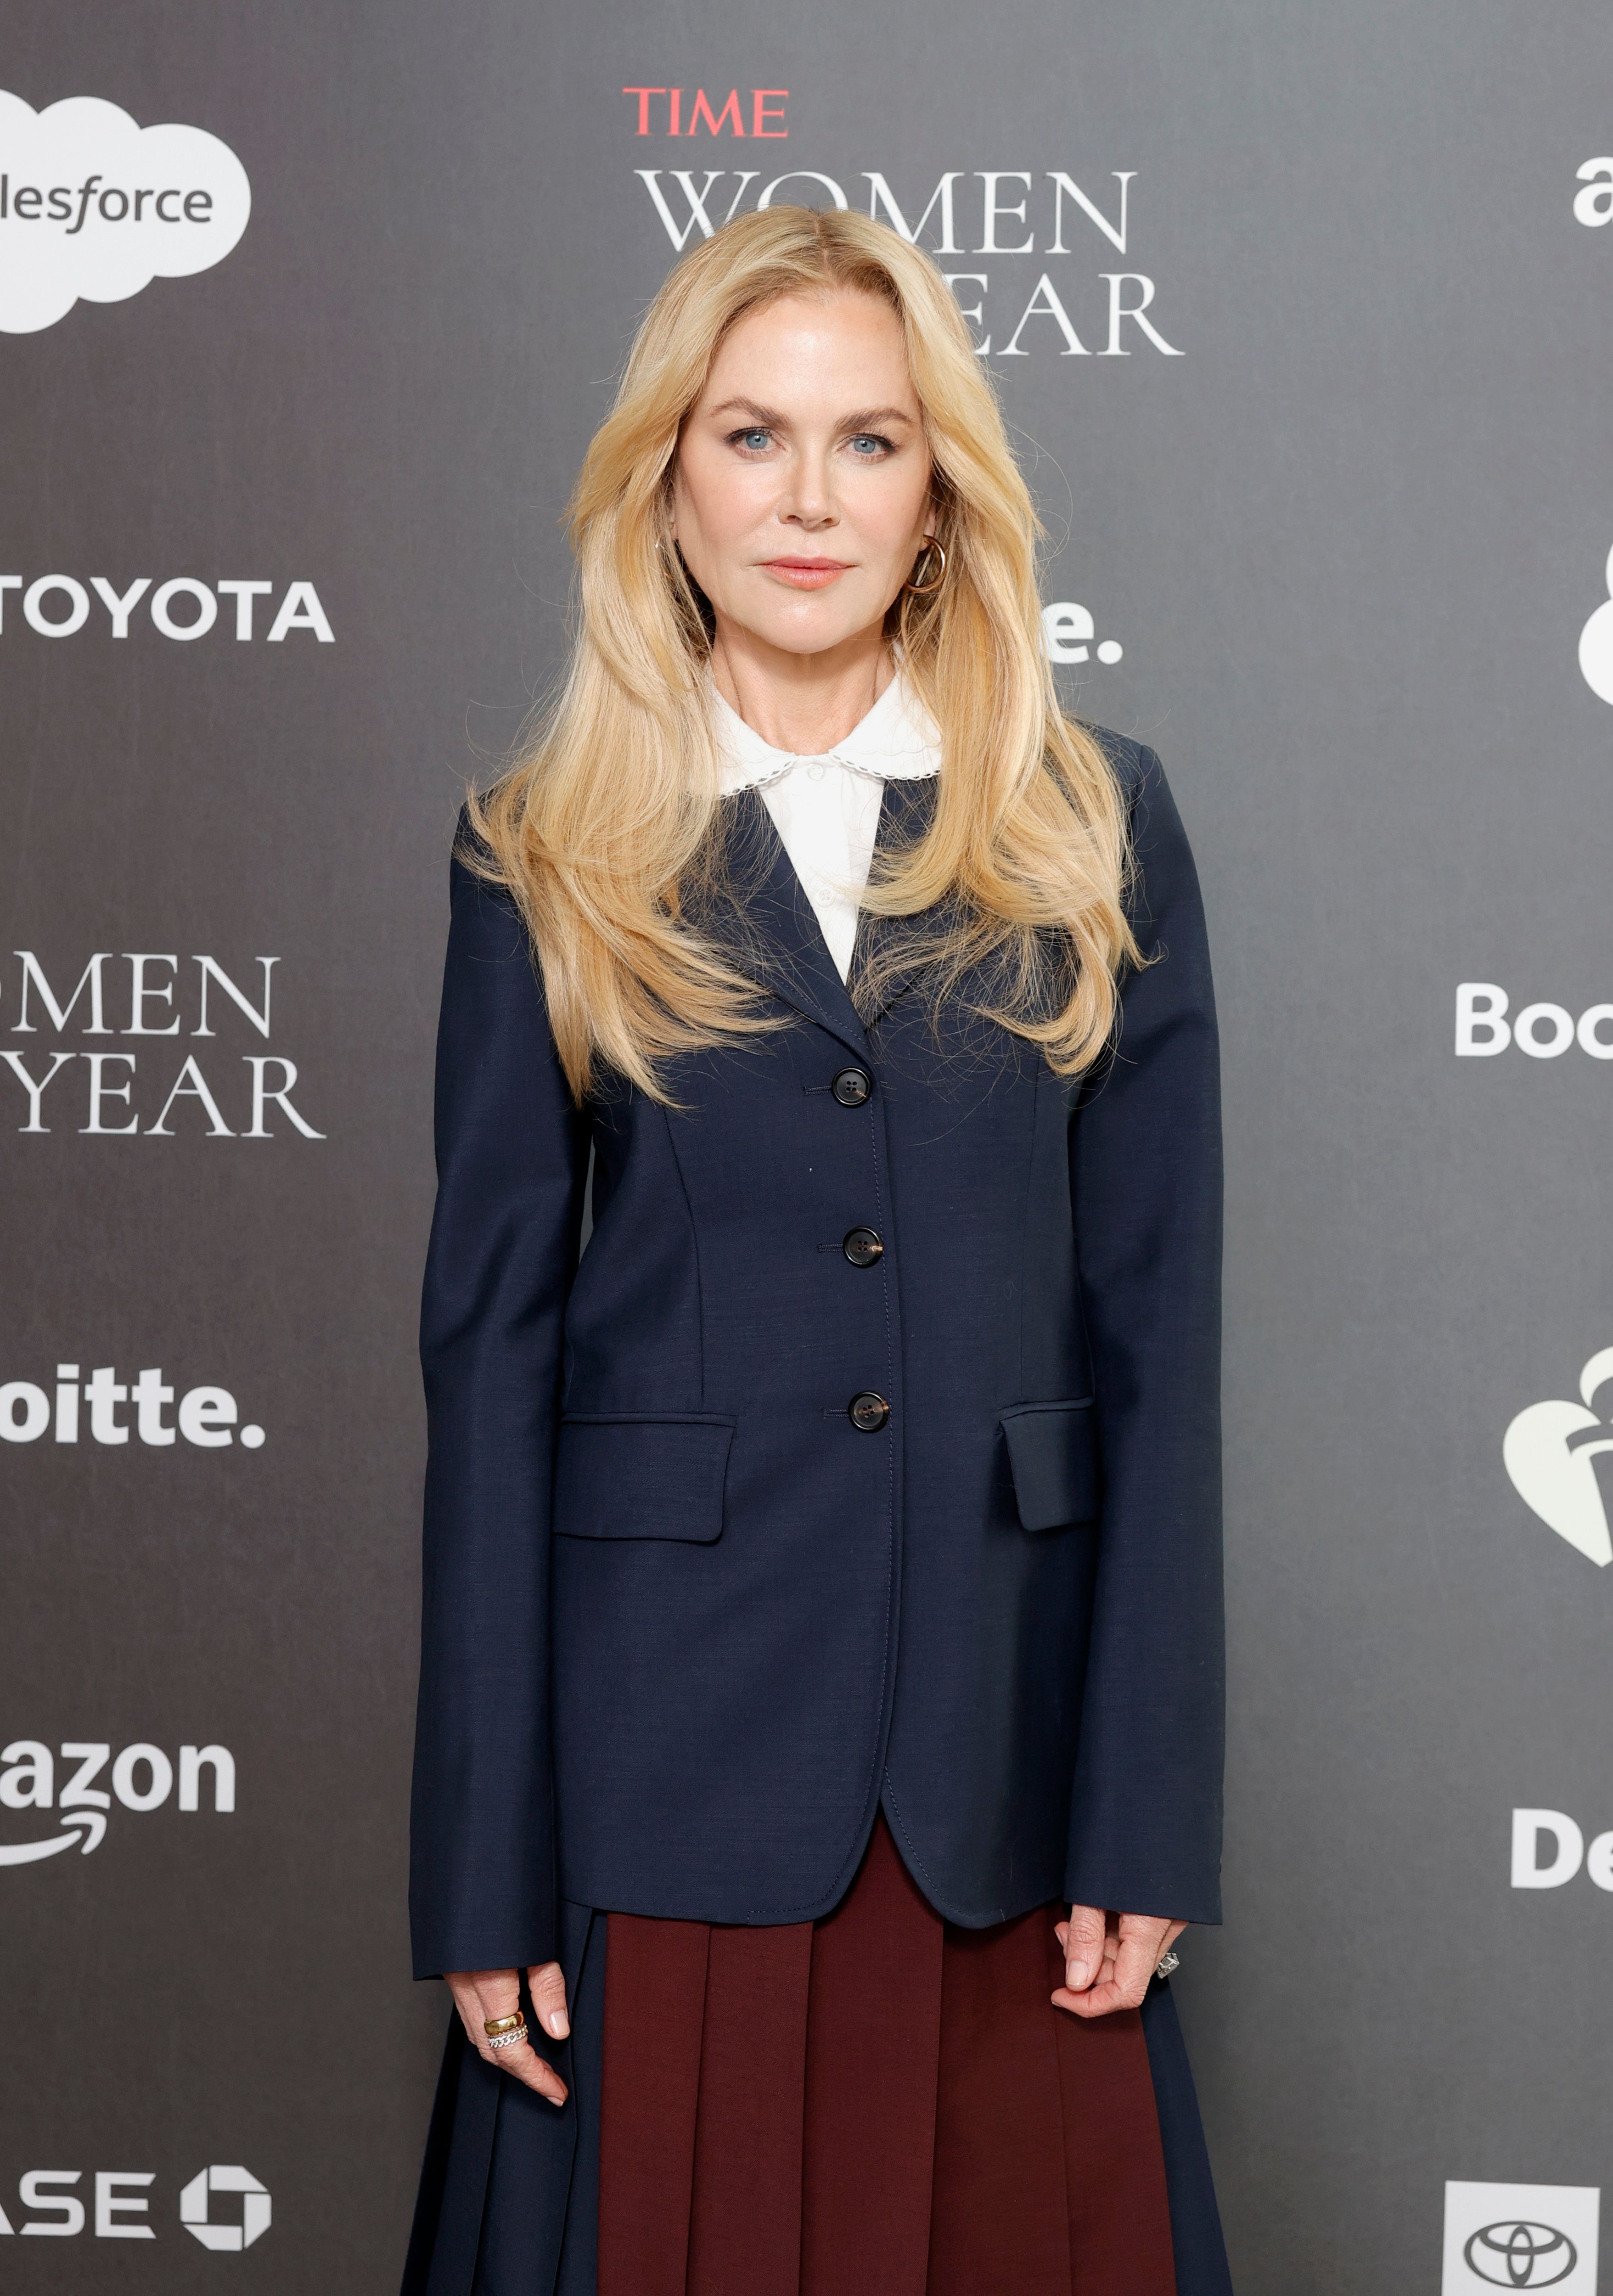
[831,1066,872,1107]
[849,1391,890,1432]
[843,1227,883,1267]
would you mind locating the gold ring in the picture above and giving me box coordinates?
[483,2011,526,2038]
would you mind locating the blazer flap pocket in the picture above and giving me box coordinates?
[1000,1401,1098,1532]
[555,1414,734,1542]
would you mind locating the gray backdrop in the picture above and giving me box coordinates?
[4,3,1612,2289]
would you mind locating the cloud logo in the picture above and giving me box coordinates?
[1503,1348,1613,1566]
[1579,548,1613,706]
[0,91,249,334]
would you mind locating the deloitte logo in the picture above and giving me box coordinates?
[0,90,249,334]
[1041,601,1124,669]
[0,1366,264,1450]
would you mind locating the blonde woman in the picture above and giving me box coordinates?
[402,207,1230,2296]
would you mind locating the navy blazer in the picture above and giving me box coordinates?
[410,736,1223,1979]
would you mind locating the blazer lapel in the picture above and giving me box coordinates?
[849,774,951,1026]
[715,788,871,1053]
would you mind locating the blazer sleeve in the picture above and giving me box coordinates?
[1065,745,1225,1926]
[409,832,590,1980]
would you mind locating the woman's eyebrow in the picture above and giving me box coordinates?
[707,397,789,425]
[704,398,917,430]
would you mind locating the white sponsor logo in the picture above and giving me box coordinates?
[1574,159,1613,228]
[632,160,1180,359]
[0,575,332,643]
[0,1740,234,1867]
[1503,1349,1613,1565]
[1041,602,1123,668]
[0,951,323,1139]
[0,2163,269,2245]
[1443,2181,1598,2291]
[1580,547,1613,706]
[0,1367,264,1451]
[1455,984,1613,1060]
[0,92,249,334]
[1512,1810,1613,1893]
[180,2166,271,2252]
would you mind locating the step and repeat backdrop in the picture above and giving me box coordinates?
[2,2,1611,2290]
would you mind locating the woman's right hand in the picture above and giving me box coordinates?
[446,1964,571,2106]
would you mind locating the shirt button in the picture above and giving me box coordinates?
[849,1391,890,1432]
[832,1067,872,1107]
[843,1227,883,1267]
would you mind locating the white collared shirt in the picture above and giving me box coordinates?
[710,673,941,981]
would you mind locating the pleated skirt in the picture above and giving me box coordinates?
[402,1816,1234,2296]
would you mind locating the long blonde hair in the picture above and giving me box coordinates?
[470,204,1140,1102]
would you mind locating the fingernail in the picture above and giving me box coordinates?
[1068,1962,1090,1989]
[548,2011,569,2038]
[550,2092,567,2110]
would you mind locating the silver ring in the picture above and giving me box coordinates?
[1154,1950,1180,1981]
[487,2025,528,2051]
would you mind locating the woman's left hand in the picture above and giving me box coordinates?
[1052,1907,1186,2018]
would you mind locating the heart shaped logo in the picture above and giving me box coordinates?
[1503,1348,1613,1566]
[1580,548,1613,705]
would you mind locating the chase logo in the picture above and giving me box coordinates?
[180,2166,270,2252]
[0,91,249,334]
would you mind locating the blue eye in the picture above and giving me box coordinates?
[730,428,772,451]
[849,433,894,458]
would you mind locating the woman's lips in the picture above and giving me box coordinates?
[761,558,850,590]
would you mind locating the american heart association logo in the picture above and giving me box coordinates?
[1580,548,1613,704]
[1504,1349,1613,1566]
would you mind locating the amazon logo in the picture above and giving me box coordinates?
[0,1740,233,1866]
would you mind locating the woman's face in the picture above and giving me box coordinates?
[671,288,935,662]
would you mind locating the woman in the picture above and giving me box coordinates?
[403,205,1228,2296]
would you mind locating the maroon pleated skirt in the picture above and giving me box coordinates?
[598,1814,1177,2296]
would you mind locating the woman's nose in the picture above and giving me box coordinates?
[780,449,837,528]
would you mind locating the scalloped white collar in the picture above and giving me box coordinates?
[710,671,941,794]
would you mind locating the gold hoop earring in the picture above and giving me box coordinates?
[903,536,946,596]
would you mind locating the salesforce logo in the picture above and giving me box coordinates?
[0,1739,233,1867]
[0,90,249,334]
